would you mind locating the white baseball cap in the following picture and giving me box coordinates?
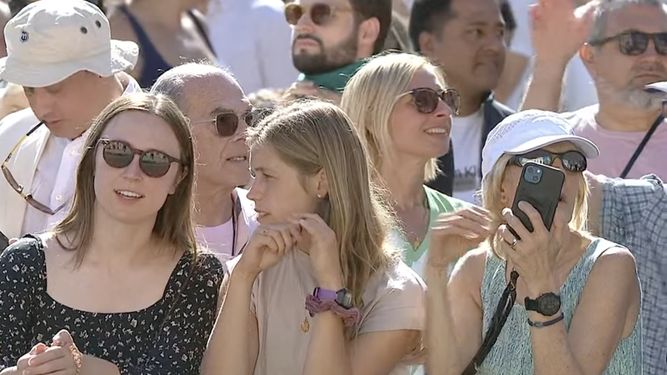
[0,0,139,88]
[481,109,600,179]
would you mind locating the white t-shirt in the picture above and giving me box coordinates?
[451,110,484,204]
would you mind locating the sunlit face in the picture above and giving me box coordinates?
[93,111,183,225]
[500,142,583,227]
[24,71,113,139]
[426,0,505,95]
[247,145,320,224]
[184,74,251,190]
[389,67,454,162]
[291,0,360,75]
[586,4,667,108]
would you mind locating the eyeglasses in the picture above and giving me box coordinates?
[284,2,353,26]
[192,110,254,137]
[589,31,667,56]
[1,122,69,215]
[398,88,460,115]
[509,150,587,173]
[99,139,182,178]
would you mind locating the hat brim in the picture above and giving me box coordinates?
[646,81,667,93]
[505,135,600,159]
[0,40,138,87]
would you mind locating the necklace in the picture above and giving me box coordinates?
[296,263,310,333]
[398,202,429,250]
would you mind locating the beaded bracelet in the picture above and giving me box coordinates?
[69,344,83,375]
[528,312,565,328]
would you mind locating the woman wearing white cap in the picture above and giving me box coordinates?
[425,110,642,374]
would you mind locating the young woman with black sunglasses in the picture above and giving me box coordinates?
[426,110,642,375]
[0,93,223,375]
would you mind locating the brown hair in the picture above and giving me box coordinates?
[52,92,197,267]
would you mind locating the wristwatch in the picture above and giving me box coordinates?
[313,287,354,309]
[525,293,561,316]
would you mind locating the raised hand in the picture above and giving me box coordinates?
[531,0,596,64]
[234,223,302,279]
[428,207,493,270]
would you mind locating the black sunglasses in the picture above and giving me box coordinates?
[284,2,354,26]
[589,31,667,56]
[399,88,460,115]
[194,110,254,137]
[99,139,181,178]
[509,149,587,173]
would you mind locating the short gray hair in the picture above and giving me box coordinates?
[150,61,235,112]
[590,0,666,43]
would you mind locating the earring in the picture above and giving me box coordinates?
[317,193,323,199]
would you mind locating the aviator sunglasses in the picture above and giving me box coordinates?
[398,88,461,115]
[589,31,667,56]
[509,149,588,173]
[192,110,254,137]
[284,2,353,26]
[99,139,182,178]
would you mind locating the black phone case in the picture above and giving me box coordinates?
[511,162,565,235]
[0,231,9,251]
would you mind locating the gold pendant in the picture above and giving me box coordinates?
[301,317,310,333]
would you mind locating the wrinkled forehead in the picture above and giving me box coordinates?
[603,3,667,37]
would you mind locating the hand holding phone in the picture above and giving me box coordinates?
[510,162,565,238]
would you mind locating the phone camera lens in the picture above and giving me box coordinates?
[531,175,539,183]
[526,166,534,174]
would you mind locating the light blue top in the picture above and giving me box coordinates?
[479,238,642,374]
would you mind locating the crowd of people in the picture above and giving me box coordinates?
[0,0,664,374]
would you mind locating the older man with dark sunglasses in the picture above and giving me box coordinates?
[151,62,259,260]
[0,0,141,242]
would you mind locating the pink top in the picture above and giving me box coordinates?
[564,105,667,180]
[196,188,258,262]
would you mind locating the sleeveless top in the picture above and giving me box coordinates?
[118,6,215,88]
[479,238,642,374]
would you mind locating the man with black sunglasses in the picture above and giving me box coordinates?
[283,0,392,103]
[0,0,140,241]
[151,63,259,260]
[522,0,667,181]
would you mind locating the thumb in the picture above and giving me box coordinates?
[9,238,17,245]
[52,329,74,347]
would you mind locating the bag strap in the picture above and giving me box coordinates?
[461,270,520,375]
[620,115,663,179]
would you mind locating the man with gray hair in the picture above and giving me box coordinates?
[522,0,667,180]
[151,63,258,259]
[521,1,667,373]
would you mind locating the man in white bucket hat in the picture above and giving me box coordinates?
[0,0,141,241]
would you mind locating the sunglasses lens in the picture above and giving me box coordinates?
[140,150,172,178]
[102,140,134,169]
[215,113,239,137]
[515,150,553,167]
[620,32,649,55]
[562,151,587,172]
[311,3,333,25]
[655,33,667,55]
[412,89,439,114]
[442,89,460,114]
[284,3,303,25]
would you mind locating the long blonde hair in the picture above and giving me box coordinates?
[52,93,197,267]
[481,148,589,260]
[247,99,400,334]
[340,52,446,182]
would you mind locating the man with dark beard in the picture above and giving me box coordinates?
[283,0,392,104]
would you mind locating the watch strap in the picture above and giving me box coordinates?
[313,287,337,301]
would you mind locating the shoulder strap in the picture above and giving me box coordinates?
[620,115,663,179]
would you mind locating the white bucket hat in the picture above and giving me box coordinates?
[0,0,139,88]
[481,109,600,179]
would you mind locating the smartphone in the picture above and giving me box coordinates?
[510,162,565,237]
[0,230,9,251]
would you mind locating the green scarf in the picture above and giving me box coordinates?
[297,59,367,93]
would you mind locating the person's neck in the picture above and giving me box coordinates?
[130,0,187,27]
[453,86,486,117]
[381,158,427,210]
[554,230,586,270]
[194,181,235,227]
[596,100,662,132]
[85,209,160,268]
